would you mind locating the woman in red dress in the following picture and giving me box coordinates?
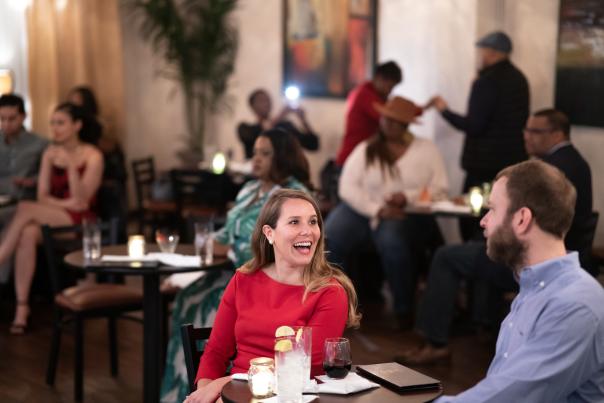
[0,102,103,334]
[185,189,361,403]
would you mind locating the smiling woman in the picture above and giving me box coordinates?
[184,189,360,403]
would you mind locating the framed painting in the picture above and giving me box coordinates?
[283,0,378,98]
[555,0,604,127]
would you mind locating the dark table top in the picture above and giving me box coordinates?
[64,244,233,275]
[221,376,442,403]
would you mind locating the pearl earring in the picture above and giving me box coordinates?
[268,239,273,245]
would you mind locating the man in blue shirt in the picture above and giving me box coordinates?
[435,160,604,402]
[0,93,47,283]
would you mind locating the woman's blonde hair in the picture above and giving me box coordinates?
[240,189,361,327]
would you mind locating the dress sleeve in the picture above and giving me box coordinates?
[306,283,349,376]
[195,274,239,382]
[436,301,603,403]
[338,144,382,219]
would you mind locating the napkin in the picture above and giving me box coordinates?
[146,253,201,267]
[312,372,380,394]
[431,200,472,214]
[230,374,318,401]
[101,255,155,262]
[164,272,207,289]
[100,253,201,267]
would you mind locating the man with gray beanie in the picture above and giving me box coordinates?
[428,31,529,240]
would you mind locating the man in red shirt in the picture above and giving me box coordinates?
[335,61,402,166]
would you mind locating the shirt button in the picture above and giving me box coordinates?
[508,322,513,328]
[503,352,508,358]
[539,281,545,288]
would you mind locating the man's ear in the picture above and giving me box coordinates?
[513,207,533,236]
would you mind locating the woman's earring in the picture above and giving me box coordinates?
[268,239,273,245]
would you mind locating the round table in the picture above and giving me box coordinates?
[221,377,442,403]
[64,244,233,403]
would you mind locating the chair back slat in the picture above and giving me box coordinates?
[131,157,156,210]
[180,323,213,393]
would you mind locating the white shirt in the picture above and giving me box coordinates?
[338,137,449,220]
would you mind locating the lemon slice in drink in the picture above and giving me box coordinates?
[295,328,303,343]
[274,339,293,352]
[275,325,295,337]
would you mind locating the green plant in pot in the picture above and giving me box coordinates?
[129,0,238,166]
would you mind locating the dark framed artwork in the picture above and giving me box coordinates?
[283,0,378,98]
[555,0,604,127]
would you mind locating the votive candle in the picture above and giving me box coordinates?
[128,235,146,258]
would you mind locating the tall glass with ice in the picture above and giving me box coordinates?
[274,326,312,403]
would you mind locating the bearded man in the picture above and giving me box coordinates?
[433,161,604,402]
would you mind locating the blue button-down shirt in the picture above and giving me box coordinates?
[0,128,47,199]
[436,252,604,403]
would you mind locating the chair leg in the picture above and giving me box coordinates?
[74,317,84,402]
[46,310,63,386]
[108,316,118,376]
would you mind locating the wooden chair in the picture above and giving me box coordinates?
[42,220,144,402]
[131,156,176,236]
[181,323,213,393]
[170,169,236,240]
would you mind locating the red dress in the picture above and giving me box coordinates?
[50,164,97,224]
[195,269,349,382]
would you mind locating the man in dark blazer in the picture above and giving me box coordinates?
[429,31,530,240]
[396,108,595,366]
[524,109,592,251]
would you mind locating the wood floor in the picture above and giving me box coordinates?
[0,279,497,403]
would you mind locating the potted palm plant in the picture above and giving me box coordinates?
[129,0,238,165]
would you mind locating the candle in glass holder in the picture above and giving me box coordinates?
[248,357,275,398]
[128,235,146,258]
[469,186,484,215]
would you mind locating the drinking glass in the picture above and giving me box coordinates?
[194,220,214,264]
[155,229,179,253]
[82,220,101,261]
[292,326,312,384]
[323,338,352,379]
[275,334,305,403]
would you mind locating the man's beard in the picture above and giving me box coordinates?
[486,217,527,271]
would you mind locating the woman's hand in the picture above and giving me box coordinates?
[378,204,406,220]
[47,146,76,170]
[184,376,230,403]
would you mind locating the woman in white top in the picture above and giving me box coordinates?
[325,96,449,326]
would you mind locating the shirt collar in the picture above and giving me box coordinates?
[1,127,27,145]
[518,252,580,291]
[546,141,571,156]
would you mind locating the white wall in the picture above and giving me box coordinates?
[119,0,475,194]
[0,0,32,128]
[502,0,604,244]
[119,0,604,243]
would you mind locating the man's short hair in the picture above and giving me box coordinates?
[248,89,268,107]
[374,61,402,83]
[0,93,25,114]
[533,108,571,139]
[496,160,576,239]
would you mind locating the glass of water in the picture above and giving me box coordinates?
[155,229,179,254]
[275,334,305,403]
[82,220,101,261]
[194,220,214,264]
